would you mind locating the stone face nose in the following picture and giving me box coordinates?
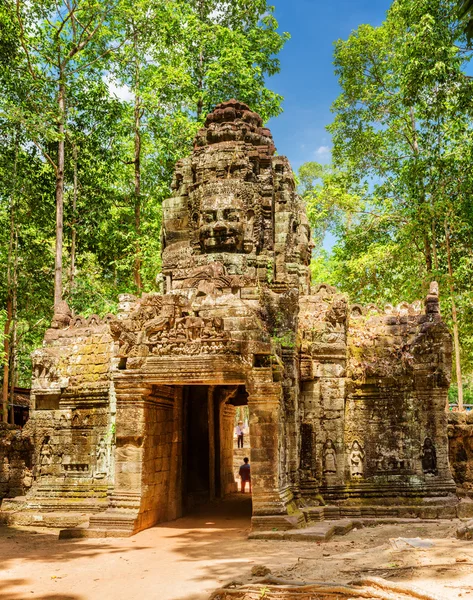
[213,221,227,231]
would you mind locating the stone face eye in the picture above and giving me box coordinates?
[203,211,215,223]
[224,210,239,222]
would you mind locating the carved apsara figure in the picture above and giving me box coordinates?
[95,438,108,478]
[323,440,337,474]
[422,437,437,474]
[39,437,53,475]
[349,441,365,478]
[0,456,10,483]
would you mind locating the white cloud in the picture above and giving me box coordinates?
[315,145,331,157]
[104,75,134,102]
[109,81,134,102]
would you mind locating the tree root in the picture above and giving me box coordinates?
[211,574,446,600]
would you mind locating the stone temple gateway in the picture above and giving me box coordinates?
[3,100,458,536]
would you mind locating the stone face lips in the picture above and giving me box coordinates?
[3,101,458,535]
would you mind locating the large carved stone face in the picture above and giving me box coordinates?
[198,194,245,253]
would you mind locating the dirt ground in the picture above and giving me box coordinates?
[1,496,473,600]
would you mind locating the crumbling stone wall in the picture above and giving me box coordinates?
[342,286,454,499]
[0,423,33,499]
[298,284,348,496]
[24,308,116,509]
[448,412,473,493]
[298,282,455,503]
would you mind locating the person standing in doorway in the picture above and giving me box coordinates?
[239,457,251,493]
[236,420,245,448]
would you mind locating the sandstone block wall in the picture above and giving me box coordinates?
[0,423,33,499]
[448,412,473,493]
[25,315,115,504]
[126,385,184,531]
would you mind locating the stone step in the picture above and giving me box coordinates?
[60,526,134,539]
[248,515,468,542]
[249,520,352,542]
[0,510,89,529]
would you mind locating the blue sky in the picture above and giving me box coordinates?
[267,0,392,172]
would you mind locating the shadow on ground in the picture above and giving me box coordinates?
[0,578,81,600]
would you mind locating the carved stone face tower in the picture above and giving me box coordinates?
[162,99,312,295]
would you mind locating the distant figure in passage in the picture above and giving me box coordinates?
[239,457,251,493]
[236,420,245,448]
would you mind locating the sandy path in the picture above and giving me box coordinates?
[1,497,473,600]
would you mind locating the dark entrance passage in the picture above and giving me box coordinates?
[182,385,250,513]
[184,386,211,508]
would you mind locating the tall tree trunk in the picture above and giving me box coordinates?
[196,53,204,120]
[432,220,439,271]
[9,227,18,425]
[2,128,18,423]
[409,107,432,276]
[2,298,12,423]
[54,75,66,309]
[133,28,142,293]
[69,143,78,296]
[445,218,463,411]
[134,91,142,293]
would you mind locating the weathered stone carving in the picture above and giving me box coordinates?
[95,438,108,479]
[0,424,33,500]
[422,438,438,475]
[109,293,232,365]
[349,441,365,479]
[39,437,53,476]
[323,440,337,474]
[51,300,72,329]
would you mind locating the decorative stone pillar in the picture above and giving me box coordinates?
[247,371,303,531]
[89,378,185,535]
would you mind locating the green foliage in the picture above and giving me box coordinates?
[271,332,296,349]
[266,260,274,284]
[449,384,473,405]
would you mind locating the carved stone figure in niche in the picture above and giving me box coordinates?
[95,438,108,478]
[198,192,246,253]
[323,440,337,474]
[39,437,53,475]
[422,437,438,475]
[349,441,365,479]
[0,456,10,483]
